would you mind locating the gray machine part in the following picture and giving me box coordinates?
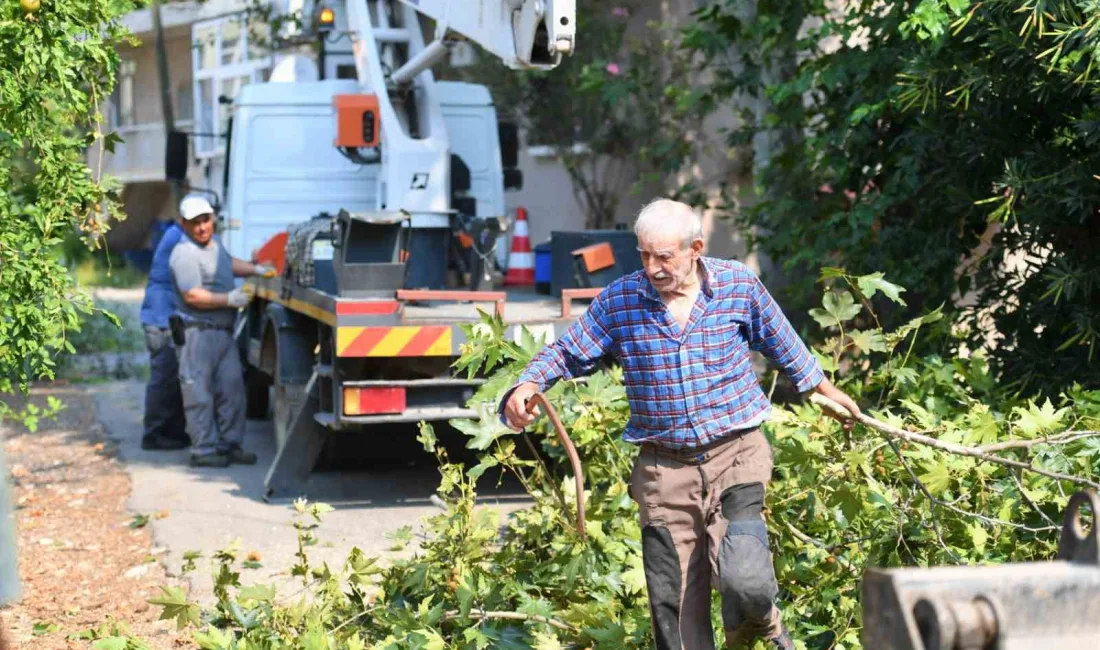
[862,490,1100,650]
[258,303,327,500]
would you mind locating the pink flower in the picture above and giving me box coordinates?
[606,63,621,75]
[612,7,629,17]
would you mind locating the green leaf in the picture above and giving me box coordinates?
[809,290,862,329]
[622,561,647,595]
[309,503,334,519]
[890,367,919,386]
[467,455,499,480]
[452,401,514,451]
[963,404,1000,445]
[813,349,839,373]
[91,639,128,650]
[416,422,437,453]
[919,462,951,495]
[532,630,564,650]
[1013,398,1068,437]
[237,583,276,602]
[301,624,331,650]
[416,629,446,650]
[848,329,887,353]
[148,586,201,630]
[103,131,124,155]
[32,622,60,636]
[834,485,863,522]
[967,522,988,553]
[385,525,414,551]
[843,449,870,474]
[856,272,907,306]
[946,0,970,14]
[463,626,491,650]
[192,627,234,650]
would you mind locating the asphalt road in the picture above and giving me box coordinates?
[91,380,529,602]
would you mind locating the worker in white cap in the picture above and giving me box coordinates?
[168,195,275,468]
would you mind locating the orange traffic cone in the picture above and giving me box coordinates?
[504,207,535,286]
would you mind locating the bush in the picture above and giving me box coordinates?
[91,272,1100,650]
[686,0,1100,395]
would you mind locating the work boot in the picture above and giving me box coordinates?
[770,628,795,650]
[142,434,190,451]
[225,444,257,465]
[189,452,231,468]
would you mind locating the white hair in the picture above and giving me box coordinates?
[633,198,703,247]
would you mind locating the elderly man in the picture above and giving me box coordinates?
[169,195,273,468]
[503,199,860,650]
[138,207,188,450]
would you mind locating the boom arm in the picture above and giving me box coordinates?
[330,0,577,248]
[394,0,576,71]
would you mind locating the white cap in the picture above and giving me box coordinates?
[179,195,215,221]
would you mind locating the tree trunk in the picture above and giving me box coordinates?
[152,0,182,209]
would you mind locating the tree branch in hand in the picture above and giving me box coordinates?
[810,393,1100,491]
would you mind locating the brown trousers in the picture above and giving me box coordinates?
[630,429,783,650]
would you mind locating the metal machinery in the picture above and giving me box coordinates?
[862,489,1100,649]
[211,0,581,498]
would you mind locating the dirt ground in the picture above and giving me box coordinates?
[1,384,184,649]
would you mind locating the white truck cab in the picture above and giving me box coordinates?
[221,78,508,271]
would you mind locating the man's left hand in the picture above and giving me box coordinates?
[813,378,861,431]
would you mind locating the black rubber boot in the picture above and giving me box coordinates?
[771,628,795,650]
[141,435,190,451]
[189,453,231,468]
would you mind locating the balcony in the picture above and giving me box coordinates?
[88,120,195,184]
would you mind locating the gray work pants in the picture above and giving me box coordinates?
[630,429,782,650]
[143,325,187,441]
[178,327,245,456]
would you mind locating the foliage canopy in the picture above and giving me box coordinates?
[685,0,1100,395]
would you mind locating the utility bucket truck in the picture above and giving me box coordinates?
[166,0,585,498]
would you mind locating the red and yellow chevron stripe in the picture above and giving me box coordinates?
[337,326,452,357]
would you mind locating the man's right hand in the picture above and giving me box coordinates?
[503,382,540,432]
[227,287,252,308]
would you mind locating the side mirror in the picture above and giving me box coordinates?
[166,130,189,181]
[503,168,523,191]
[498,121,519,168]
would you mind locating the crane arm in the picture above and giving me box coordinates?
[393,0,575,71]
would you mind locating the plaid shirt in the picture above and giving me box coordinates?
[513,257,823,450]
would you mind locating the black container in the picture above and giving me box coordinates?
[550,230,641,296]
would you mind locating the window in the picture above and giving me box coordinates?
[175,81,193,123]
[109,59,136,129]
[192,14,271,157]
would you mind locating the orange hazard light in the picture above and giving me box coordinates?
[334,94,380,148]
[343,387,406,416]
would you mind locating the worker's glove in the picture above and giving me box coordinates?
[227,287,253,308]
[253,263,277,278]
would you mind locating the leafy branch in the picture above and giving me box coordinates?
[812,393,1100,491]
